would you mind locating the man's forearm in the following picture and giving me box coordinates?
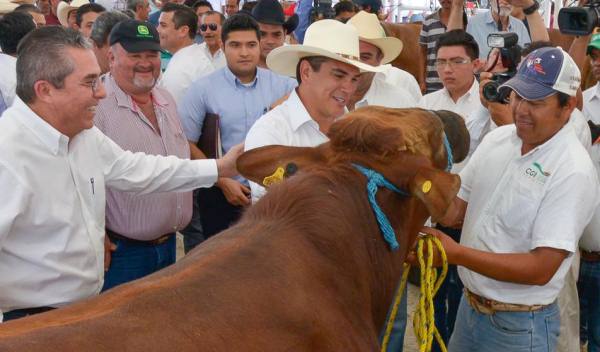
[525,7,550,42]
[451,246,568,286]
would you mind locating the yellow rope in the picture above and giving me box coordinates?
[380,234,448,352]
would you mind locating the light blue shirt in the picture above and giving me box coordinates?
[178,66,297,154]
[294,0,313,43]
[466,10,531,59]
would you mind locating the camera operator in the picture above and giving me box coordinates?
[447,0,549,62]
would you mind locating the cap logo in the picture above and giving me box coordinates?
[526,57,546,75]
[137,25,152,38]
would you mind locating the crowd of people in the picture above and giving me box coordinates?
[0,0,600,351]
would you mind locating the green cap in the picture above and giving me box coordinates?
[587,33,600,55]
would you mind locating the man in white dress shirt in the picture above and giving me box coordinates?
[158,3,213,103]
[0,26,241,322]
[244,19,381,202]
[198,10,226,69]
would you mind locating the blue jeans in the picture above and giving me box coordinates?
[102,235,176,291]
[578,259,600,352]
[380,283,408,352]
[181,190,206,254]
[432,265,463,352]
[449,295,560,352]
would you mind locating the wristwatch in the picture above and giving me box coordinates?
[523,0,540,15]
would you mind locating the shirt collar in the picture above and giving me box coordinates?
[223,66,259,88]
[104,73,169,112]
[441,77,479,102]
[518,119,574,157]
[484,10,517,29]
[593,82,600,100]
[286,89,319,131]
[13,97,69,155]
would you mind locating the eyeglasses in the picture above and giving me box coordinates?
[434,57,472,69]
[200,23,218,31]
[80,78,102,95]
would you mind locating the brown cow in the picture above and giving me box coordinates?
[0,108,469,351]
[382,22,424,87]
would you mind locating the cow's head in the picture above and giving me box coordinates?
[238,107,469,221]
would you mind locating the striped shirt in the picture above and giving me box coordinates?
[94,74,193,241]
[419,11,446,94]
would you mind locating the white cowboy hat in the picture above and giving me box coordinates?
[347,11,403,64]
[266,19,382,77]
[0,0,25,14]
[57,0,89,27]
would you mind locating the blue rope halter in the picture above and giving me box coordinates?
[353,164,409,251]
[353,133,454,250]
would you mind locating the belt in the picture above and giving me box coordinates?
[464,289,549,315]
[106,229,174,246]
[581,250,600,262]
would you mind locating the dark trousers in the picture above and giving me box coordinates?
[432,225,464,352]
[181,189,206,253]
[3,306,55,322]
[195,186,243,240]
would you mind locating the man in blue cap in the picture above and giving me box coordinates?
[420,47,599,351]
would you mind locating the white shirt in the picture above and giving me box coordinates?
[354,77,417,110]
[199,42,226,70]
[458,123,599,305]
[375,64,422,103]
[0,98,218,319]
[418,79,487,172]
[580,83,600,251]
[160,43,215,103]
[245,89,329,202]
[0,54,16,108]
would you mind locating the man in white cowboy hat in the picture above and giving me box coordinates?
[57,0,89,29]
[251,0,298,69]
[244,19,381,202]
[346,10,416,111]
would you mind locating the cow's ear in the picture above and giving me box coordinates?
[237,145,326,187]
[408,167,461,221]
[328,111,407,157]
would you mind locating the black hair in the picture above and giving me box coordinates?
[295,56,328,84]
[192,0,213,11]
[14,4,42,14]
[521,41,553,57]
[334,1,357,17]
[76,3,106,27]
[557,91,571,107]
[0,12,36,55]
[162,3,198,40]
[435,29,479,60]
[221,13,260,43]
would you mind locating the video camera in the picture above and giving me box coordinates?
[310,0,335,23]
[558,1,600,36]
[481,32,522,103]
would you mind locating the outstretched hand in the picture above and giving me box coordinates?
[217,143,244,178]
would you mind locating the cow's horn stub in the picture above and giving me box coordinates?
[430,110,470,164]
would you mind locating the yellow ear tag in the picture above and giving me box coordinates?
[422,180,432,194]
[263,166,285,187]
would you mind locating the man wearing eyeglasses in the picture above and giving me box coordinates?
[93,20,202,291]
[417,29,489,352]
[198,10,226,69]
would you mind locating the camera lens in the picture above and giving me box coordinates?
[482,81,500,102]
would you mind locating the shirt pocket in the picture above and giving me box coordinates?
[483,176,544,247]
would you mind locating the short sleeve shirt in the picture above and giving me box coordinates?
[419,11,446,93]
[457,124,599,305]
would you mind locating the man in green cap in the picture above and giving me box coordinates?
[579,32,600,352]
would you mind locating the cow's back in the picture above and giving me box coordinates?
[382,22,424,86]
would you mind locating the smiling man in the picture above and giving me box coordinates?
[244,19,381,202]
[178,14,296,249]
[93,20,228,291]
[0,26,241,322]
[424,47,599,352]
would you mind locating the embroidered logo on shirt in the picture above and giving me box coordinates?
[525,162,551,184]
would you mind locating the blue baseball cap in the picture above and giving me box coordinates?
[499,47,581,100]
